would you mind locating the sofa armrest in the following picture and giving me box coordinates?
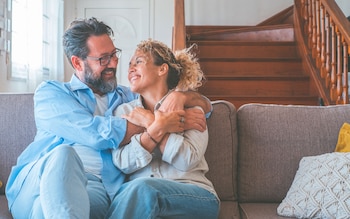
[206,100,238,201]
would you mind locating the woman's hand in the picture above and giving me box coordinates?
[151,110,186,134]
[138,110,185,153]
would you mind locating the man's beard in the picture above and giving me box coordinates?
[84,63,117,94]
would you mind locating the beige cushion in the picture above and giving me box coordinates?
[277,152,350,218]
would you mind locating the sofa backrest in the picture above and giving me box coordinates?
[236,103,350,203]
[0,93,36,195]
[0,95,239,201]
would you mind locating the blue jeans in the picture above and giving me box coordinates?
[10,145,110,219]
[106,177,220,219]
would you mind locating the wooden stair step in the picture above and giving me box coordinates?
[203,71,306,77]
[186,25,250,35]
[188,24,294,41]
[203,74,310,80]
[190,41,299,58]
[200,57,303,73]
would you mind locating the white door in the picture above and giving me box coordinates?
[76,0,150,86]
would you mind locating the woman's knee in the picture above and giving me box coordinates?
[126,178,161,189]
[119,178,167,198]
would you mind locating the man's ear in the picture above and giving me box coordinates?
[158,63,169,76]
[71,55,84,71]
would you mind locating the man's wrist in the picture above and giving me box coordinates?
[183,91,212,114]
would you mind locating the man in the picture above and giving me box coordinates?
[6,17,211,219]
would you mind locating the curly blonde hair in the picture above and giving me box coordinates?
[136,39,205,91]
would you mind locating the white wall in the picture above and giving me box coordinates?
[336,0,350,17]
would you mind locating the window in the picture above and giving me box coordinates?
[4,0,64,90]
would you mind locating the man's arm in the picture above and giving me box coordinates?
[183,91,212,115]
[158,91,212,132]
[35,81,131,150]
[158,90,212,114]
[119,121,144,146]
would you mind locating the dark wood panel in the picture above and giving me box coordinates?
[199,79,311,96]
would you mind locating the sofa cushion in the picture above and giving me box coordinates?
[237,103,350,203]
[239,203,294,219]
[206,100,238,201]
[0,196,12,218]
[219,201,241,219]
[277,152,350,218]
[0,93,36,195]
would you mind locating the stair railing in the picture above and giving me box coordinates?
[172,0,186,51]
[295,0,350,105]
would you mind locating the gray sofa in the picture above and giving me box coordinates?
[1,93,350,219]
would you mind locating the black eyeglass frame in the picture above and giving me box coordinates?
[86,48,122,66]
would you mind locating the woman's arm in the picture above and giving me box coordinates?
[162,128,209,172]
[160,106,209,171]
[113,109,185,174]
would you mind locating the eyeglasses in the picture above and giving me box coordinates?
[86,48,122,66]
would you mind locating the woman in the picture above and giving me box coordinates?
[108,39,220,219]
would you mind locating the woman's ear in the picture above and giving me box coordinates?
[158,63,169,76]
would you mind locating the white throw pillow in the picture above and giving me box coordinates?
[277,152,350,219]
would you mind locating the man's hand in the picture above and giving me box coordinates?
[183,107,206,132]
[157,91,185,112]
[158,90,211,115]
[121,107,154,129]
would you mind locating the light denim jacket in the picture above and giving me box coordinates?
[6,74,138,209]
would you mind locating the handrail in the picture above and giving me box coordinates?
[295,0,350,104]
[172,0,186,51]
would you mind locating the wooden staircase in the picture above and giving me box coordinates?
[186,8,320,109]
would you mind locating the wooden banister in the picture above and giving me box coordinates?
[295,0,350,105]
[172,0,186,51]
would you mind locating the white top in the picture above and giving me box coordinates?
[112,96,218,198]
[72,93,108,178]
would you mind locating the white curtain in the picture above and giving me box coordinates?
[11,0,64,91]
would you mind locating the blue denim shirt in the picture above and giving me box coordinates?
[6,74,138,209]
